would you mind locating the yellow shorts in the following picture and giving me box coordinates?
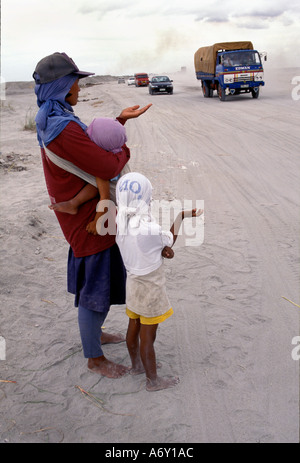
[126,307,174,325]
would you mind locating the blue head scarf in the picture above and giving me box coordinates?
[35,74,87,147]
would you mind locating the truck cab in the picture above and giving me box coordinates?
[194,42,265,101]
[215,49,264,100]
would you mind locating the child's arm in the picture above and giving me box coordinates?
[161,208,203,259]
[96,177,110,201]
[170,208,203,247]
[86,177,111,235]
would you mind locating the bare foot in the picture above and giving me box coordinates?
[49,201,78,215]
[101,332,125,345]
[146,375,180,392]
[88,356,129,378]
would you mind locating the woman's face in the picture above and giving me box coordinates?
[65,79,80,106]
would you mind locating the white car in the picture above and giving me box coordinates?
[127,76,135,86]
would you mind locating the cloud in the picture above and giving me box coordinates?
[77,0,132,17]
[194,14,229,23]
[235,20,270,30]
[76,0,300,30]
[190,0,300,30]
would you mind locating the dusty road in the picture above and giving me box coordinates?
[0,67,299,443]
[86,69,300,442]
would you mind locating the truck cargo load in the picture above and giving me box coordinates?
[194,42,254,75]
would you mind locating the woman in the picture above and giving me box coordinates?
[33,52,151,378]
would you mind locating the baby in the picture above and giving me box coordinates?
[49,117,128,235]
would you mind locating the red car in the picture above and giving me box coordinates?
[134,73,149,87]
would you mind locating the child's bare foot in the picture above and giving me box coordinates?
[49,201,79,215]
[146,375,180,392]
[88,356,129,378]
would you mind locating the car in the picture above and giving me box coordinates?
[118,77,125,84]
[148,76,173,94]
[127,76,135,85]
[134,73,149,86]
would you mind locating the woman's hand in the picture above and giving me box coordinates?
[118,104,152,121]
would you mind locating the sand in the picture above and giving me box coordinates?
[0,68,299,443]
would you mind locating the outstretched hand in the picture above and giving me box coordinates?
[182,208,203,218]
[118,104,152,121]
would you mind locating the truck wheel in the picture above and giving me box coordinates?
[218,85,226,101]
[202,81,212,98]
[252,88,259,99]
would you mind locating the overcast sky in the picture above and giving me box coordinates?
[1,0,300,82]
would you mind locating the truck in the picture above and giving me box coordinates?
[134,73,149,87]
[194,41,265,101]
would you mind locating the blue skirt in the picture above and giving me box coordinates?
[67,244,126,313]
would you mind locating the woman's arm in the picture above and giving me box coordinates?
[49,104,152,180]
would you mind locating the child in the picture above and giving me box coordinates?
[49,117,128,235]
[115,172,203,391]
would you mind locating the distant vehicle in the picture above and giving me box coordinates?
[148,76,173,95]
[134,73,149,87]
[194,41,265,101]
[127,76,135,85]
[118,77,125,84]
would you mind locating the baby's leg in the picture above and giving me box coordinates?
[49,184,98,215]
[139,324,179,391]
[86,178,111,235]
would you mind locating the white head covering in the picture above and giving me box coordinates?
[116,172,153,236]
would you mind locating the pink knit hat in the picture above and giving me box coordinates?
[87,117,127,153]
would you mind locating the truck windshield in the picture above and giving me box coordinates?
[222,51,261,67]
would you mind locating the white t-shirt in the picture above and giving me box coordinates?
[116,219,173,276]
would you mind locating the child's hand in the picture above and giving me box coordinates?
[182,208,203,218]
[162,246,174,259]
[86,220,98,236]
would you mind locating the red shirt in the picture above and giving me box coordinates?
[41,120,130,257]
